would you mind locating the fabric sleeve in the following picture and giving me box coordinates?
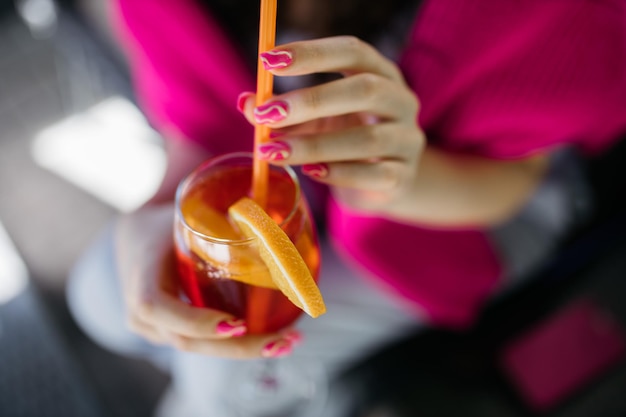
[110,0,255,155]
[400,0,626,159]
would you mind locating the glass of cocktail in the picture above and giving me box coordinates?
[173,152,327,416]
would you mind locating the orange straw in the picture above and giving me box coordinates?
[252,0,278,208]
[248,0,277,333]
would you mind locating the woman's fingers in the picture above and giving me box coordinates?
[125,243,246,339]
[252,74,418,128]
[128,265,303,358]
[117,207,248,341]
[234,35,426,218]
[128,308,301,359]
[258,123,417,165]
[305,160,410,192]
[115,205,304,359]
[239,92,364,137]
[262,36,404,83]
[127,314,169,345]
[134,288,247,339]
[174,329,300,359]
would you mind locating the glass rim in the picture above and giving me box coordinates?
[174,152,301,245]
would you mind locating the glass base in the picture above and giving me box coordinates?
[226,356,328,417]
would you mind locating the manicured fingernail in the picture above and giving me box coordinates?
[282,329,303,346]
[216,319,247,337]
[260,49,293,70]
[262,339,293,358]
[301,164,329,178]
[257,141,291,161]
[269,131,285,139]
[236,92,254,113]
[254,101,289,124]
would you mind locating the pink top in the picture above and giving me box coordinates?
[112,0,626,328]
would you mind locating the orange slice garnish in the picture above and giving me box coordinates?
[184,206,240,240]
[228,197,326,318]
[181,197,277,289]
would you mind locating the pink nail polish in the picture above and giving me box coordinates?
[257,141,291,161]
[260,50,293,70]
[301,164,329,178]
[216,319,247,337]
[236,92,253,113]
[254,101,289,124]
[262,339,293,358]
[269,131,285,139]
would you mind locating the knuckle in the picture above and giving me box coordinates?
[339,35,363,51]
[390,84,420,119]
[305,42,324,63]
[172,335,191,351]
[304,137,323,160]
[137,297,156,321]
[380,162,402,190]
[398,125,425,152]
[126,315,141,333]
[186,317,210,337]
[407,92,421,115]
[303,88,323,111]
[415,129,427,151]
[355,73,384,103]
[364,125,387,155]
[389,65,405,82]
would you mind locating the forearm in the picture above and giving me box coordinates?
[400,147,549,228]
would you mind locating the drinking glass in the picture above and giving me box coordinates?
[173,152,327,416]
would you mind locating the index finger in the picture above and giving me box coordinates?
[136,249,247,339]
[136,289,246,339]
[262,36,405,84]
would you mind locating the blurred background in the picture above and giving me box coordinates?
[0,0,169,416]
[1,1,626,417]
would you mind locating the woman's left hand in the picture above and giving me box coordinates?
[238,36,425,218]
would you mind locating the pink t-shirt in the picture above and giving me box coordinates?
[112,0,626,328]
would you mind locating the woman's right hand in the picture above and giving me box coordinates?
[114,204,299,359]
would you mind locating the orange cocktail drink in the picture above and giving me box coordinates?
[173,153,321,334]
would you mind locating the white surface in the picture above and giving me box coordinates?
[0,220,28,305]
[31,96,167,212]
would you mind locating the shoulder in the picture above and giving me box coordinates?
[402,0,626,70]
[400,0,626,157]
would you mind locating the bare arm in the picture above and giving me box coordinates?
[400,148,549,227]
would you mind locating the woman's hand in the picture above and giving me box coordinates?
[114,204,299,359]
[239,36,426,219]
